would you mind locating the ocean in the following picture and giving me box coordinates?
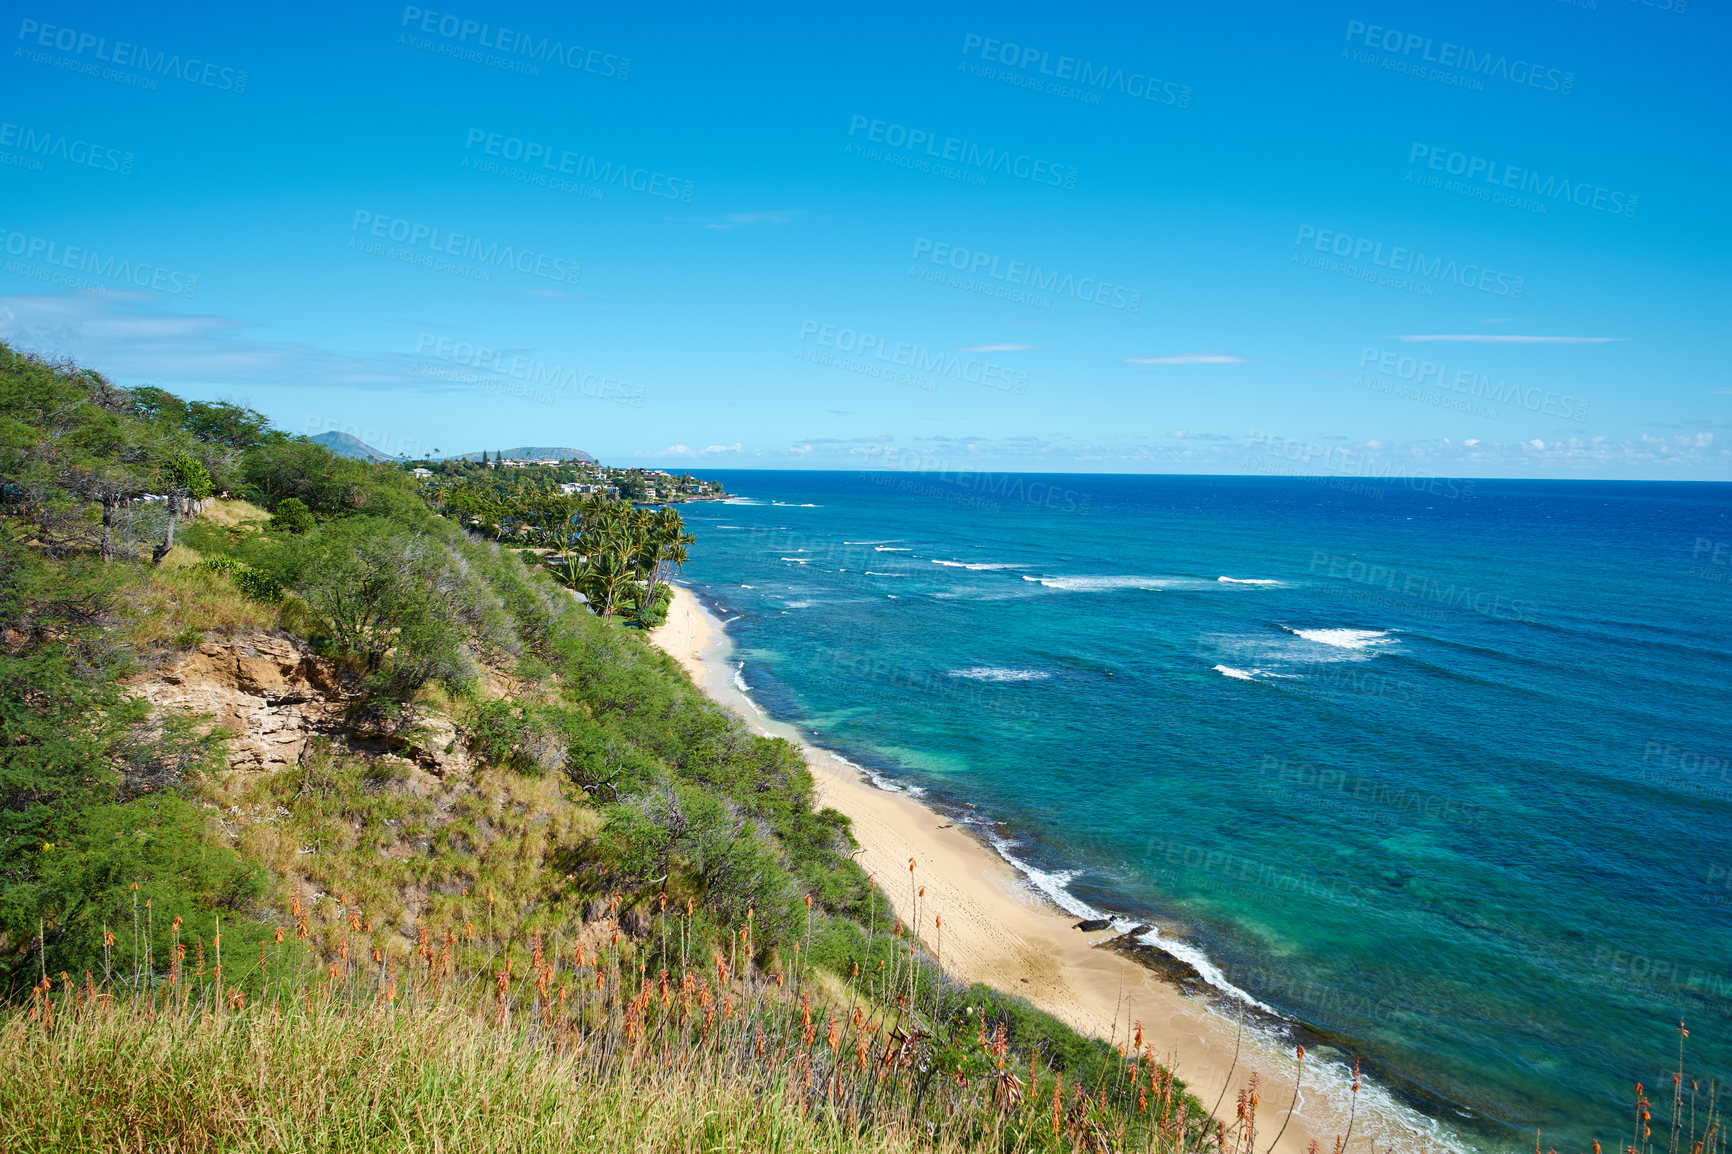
[672,468,1732,1149]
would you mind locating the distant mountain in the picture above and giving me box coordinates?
[448,446,596,463]
[307,434,596,465]
[310,431,395,461]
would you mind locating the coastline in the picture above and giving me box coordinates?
[650,581,1456,1154]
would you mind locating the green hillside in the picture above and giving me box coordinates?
[0,344,1214,1152]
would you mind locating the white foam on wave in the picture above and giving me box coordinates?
[1291,627,1395,650]
[782,600,811,609]
[845,540,899,545]
[771,501,820,507]
[932,560,1026,571]
[722,497,763,505]
[949,667,1051,682]
[830,749,927,797]
[1211,664,1300,682]
[863,570,906,577]
[981,832,1278,1014]
[728,664,768,718]
[1218,577,1283,586]
[1201,1012,1469,1154]
[1127,928,1280,1016]
[780,557,813,564]
[1022,575,1180,592]
[875,546,913,552]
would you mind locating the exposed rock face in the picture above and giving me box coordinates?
[345,708,469,778]
[131,633,467,776]
[136,635,336,770]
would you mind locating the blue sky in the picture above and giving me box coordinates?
[2,0,1726,477]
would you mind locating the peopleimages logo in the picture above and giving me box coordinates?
[350,211,581,284]
[15,18,248,93]
[845,115,1078,189]
[462,129,694,202]
[1408,144,1637,219]
[1246,430,1476,502]
[0,120,132,174]
[797,320,1029,394]
[414,333,644,407]
[959,33,1190,108]
[1357,347,1589,423]
[0,226,197,297]
[1294,224,1524,298]
[398,6,630,80]
[1307,551,1534,623]
[910,238,1140,312]
[1343,19,1574,95]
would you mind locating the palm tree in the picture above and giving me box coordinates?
[582,526,637,616]
[634,507,694,622]
[570,500,642,617]
[538,494,584,587]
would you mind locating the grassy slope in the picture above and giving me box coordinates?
[0,345,1215,1151]
[0,1001,958,1154]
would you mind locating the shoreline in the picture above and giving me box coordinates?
[649,581,1461,1154]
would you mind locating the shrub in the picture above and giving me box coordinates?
[196,555,283,603]
[267,496,315,534]
[632,582,674,628]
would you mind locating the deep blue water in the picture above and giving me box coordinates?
[673,469,1732,1148]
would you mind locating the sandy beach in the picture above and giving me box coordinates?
[650,582,1445,1153]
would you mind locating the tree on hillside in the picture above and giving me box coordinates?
[0,348,203,562]
[532,493,585,587]
[268,517,478,702]
[635,507,694,623]
[152,452,215,564]
[579,516,637,617]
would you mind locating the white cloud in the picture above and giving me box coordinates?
[2,293,281,376]
[1393,334,1622,344]
[0,292,409,389]
[657,444,695,457]
[701,443,742,455]
[1124,354,1248,364]
[689,210,802,231]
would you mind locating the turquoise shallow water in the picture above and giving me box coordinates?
[674,469,1732,1149]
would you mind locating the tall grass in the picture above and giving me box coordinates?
[0,903,1219,1154]
[0,994,935,1153]
[6,892,1726,1154]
